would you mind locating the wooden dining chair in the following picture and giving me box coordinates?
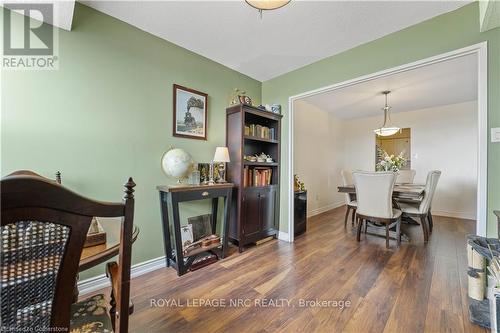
[353,171,402,248]
[396,169,416,184]
[398,170,441,241]
[341,170,357,227]
[1,173,135,333]
[7,169,62,183]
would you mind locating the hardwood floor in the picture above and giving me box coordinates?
[89,206,487,333]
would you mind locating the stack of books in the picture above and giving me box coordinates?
[244,124,276,140]
[243,167,272,187]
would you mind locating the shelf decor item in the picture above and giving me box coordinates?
[173,84,208,140]
[161,147,194,183]
[226,103,282,252]
[270,104,281,114]
[188,166,201,185]
[180,224,194,249]
[294,174,306,192]
[238,95,252,106]
[188,214,212,241]
[230,88,245,105]
[84,217,107,248]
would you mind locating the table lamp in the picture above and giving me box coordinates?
[213,147,230,183]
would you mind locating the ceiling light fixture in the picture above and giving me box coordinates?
[374,91,400,137]
[246,0,291,18]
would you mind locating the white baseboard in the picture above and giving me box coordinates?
[278,231,291,242]
[78,256,166,296]
[308,201,344,217]
[432,210,476,220]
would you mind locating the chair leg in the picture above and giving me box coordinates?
[351,208,356,225]
[344,206,350,228]
[364,219,368,234]
[396,218,401,247]
[385,223,390,249]
[420,215,429,242]
[356,217,363,242]
[427,212,434,233]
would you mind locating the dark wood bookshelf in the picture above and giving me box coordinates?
[226,104,282,252]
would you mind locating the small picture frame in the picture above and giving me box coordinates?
[270,104,281,114]
[188,214,213,241]
[180,224,194,249]
[198,163,220,183]
[173,84,208,140]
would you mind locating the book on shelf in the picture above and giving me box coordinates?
[245,123,275,140]
[244,167,272,187]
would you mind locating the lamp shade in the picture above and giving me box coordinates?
[246,0,290,11]
[374,127,400,137]
[213,147,230,163]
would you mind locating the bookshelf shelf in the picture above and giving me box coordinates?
[244,185,277,190]
[226,104,282,252]
[244,136,279,144]
[243,161,278,167]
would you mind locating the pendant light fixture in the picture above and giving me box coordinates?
[374,91,400,137]
[246,0,291,18]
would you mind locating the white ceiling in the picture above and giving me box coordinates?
[301,53,478,119]
[81,0,471,81]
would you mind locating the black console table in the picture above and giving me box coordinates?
[157,183,233,276]
[294,191,307,236]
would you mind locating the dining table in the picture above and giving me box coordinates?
[338,183,426,241]
[79,217,139,272]
[74,217,139,302]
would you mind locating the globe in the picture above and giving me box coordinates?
[161,148,194,182]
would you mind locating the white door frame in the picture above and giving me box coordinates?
[287,42,488,242]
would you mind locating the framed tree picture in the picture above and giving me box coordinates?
[173,84,208,140]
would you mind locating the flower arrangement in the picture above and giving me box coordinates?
[376,147,407,172]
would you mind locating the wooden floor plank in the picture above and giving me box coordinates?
[84,206,487,333]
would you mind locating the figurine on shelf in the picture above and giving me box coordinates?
[230,88,245,105]
[294,174,306,192]
[257,153,267,162]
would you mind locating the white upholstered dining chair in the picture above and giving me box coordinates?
[398,170,441,242]
[353,171,402,248]
[341,170,357,228]
[396,169,416,184]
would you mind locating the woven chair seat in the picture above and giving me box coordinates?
[70,294,113,333]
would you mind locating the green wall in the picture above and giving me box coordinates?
[1,4,261,279]
[262,2,500,236]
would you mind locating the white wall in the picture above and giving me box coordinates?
[343,101,478,220]
[293,100,345,216]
